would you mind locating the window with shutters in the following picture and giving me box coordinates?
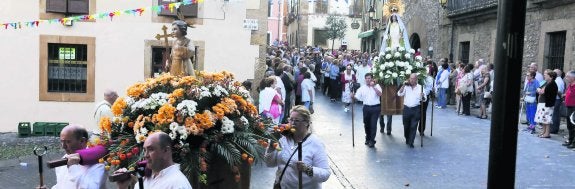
[40,35,95,102]
[158,0,198,18]
[46,0,89,14]
[313,29,328,46]
[41,0,95,20]
[459,41,470,64]
[544,31,566,71]
[315,0,328,14]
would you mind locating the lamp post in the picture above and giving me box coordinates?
[368,5,375,20]
[439,0,448,9]
[428,46,434,58]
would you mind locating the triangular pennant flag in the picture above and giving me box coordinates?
[109,12,116,21]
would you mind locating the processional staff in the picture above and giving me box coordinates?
[34,146,48,189]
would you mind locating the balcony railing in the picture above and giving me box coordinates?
[447,0,497,17]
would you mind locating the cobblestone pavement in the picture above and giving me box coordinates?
[2,93,575,188]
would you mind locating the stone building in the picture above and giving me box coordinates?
[368,0,574,72]
[285,0,362,50]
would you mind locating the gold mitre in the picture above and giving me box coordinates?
[383,0,405,17]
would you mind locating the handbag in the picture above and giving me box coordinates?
[273,134,311,189]
[483,91,492,98]
[524,95,536,103]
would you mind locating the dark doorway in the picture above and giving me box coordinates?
[410,33,421,51]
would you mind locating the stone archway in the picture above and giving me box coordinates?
[410,33,421,52]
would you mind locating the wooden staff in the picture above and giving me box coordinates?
[298,142,303,189]
[420,82,424,147]
[351,81,355,147]
[431,80,435,136]
[34,146,48,189]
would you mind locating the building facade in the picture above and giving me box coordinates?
[285,0,362,50]
[366,0,574,72]
[0,0,268,132]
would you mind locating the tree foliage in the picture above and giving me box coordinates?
[324,15,347,51]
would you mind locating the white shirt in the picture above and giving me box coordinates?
[556,77,565,99]
[274,76,286,101]
[397,84,425,108]
[94,101,113,129]
[355,64,371,86]
[301,78,315,102]
[135,164,192,189]
[423,76,434,98]
[264,134,331,189]
[307,70,318,82]
[437,70,450,89]
[53,156,106,189]
[535,72,544,82]
[354,84,382,106]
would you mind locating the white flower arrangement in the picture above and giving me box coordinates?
[371,48,426,86]
[176,100,198,117]
[221,116,235,134]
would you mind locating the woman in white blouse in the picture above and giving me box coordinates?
[264,105,331,189]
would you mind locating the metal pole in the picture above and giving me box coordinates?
[296,0,300,49]
[487,0,527,188]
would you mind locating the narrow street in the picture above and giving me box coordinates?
[253,92,575,188]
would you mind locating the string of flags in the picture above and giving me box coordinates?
[1,0,204,30]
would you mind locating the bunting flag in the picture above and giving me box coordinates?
[0,0,204,30]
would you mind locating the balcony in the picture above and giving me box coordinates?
[446,0,497,18]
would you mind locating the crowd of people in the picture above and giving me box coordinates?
[521,63,575,149]
[51,40,575,189]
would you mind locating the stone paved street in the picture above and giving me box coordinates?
[2,93,575,188]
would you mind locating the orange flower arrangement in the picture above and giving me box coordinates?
[99,117,112,133]
[111,97,127,116]
[127,83,146,98]
[193,110,215,129]
[96,71,275,185]
[156,103,176,125]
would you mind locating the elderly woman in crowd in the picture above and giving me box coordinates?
[535,70,558,138]
[259,76,284,124]
[524,72,540,132]
[264,105,330,189]
[341,65,356,112]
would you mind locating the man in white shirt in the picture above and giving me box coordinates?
[551,69,566,134]
[53,125,106,189]
[352,73,382,148]
[436,63,450,108]
[355,60,371,87]
[398,74,426,148]
[94,90,118,130]
[301,72,316,110]
[117,132,192,189]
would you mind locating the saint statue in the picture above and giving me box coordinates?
[166,20,195,76]
[380,13,411,53]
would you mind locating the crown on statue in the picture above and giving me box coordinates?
[383,0,405,18]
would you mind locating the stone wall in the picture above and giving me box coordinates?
[402,0,575,72]
[247,0,270,99]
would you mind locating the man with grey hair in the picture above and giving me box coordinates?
[551,69,566,134]
[564,71,575,148]
[94,90,118,130]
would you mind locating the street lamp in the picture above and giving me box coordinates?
[368,6,375,19]
[439,0,448,9]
